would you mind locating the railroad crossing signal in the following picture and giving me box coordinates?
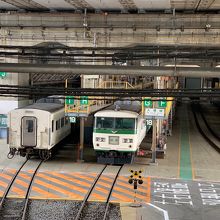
[128,170,143,189]
[158,98,167,108]
[65,96,74,105]
[144,99,153,107]
[80,96,89,105]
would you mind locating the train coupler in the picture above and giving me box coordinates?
[7,148,17,159]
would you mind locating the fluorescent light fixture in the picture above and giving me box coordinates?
[165,64,200,67]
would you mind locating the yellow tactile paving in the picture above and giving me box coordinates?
[37,173,88,192]
[0,169,151,203]
[88,174,115,201]
[46,172,92,188]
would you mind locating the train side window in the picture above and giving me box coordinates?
[56,120,60,130]
[26,120,33,133]
[61,117,64,128]
[52,120,54,132]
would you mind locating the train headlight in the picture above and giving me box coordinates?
[123,138,133,143]
[129,139,133,143]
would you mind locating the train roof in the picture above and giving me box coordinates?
[95,110,139,118]
[18,103,64,113]
[98,100,142,113]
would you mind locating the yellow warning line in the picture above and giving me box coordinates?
[0,173,13,181]
[146,176,151,203]
[50,172,92,188]
[111,192,133,202]
[31,186,59,198]
[116,180,147,194]
[113,186,146,200]
[88,192,106,201]
[37,173,88,193]
[33,179,82,198]
[68,173,96,182]
[0,180,8,187]
[95,180,112,188]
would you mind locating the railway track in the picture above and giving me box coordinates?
[0,159,44,219]
[192,103,220,153]
[75,165,123,220]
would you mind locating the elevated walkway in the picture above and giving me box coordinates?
[65,80,151,116]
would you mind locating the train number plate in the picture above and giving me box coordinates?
[109,136,119,145]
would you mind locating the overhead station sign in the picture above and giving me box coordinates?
[145,108,165,119]
[143,97,169,119]
[65,96,90,117]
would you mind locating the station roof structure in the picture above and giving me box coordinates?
[0,0,220,12]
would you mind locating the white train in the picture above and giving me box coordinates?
[7,99,71,160]
[93,100,146,164]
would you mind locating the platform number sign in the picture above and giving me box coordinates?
[80,96,89,105]
[69,116,76,123]
[146,120,152,126]
[144,99,152,107]
[158,98,167,108]
[65,96,74,105]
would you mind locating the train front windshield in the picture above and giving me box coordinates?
[95,117,136,130]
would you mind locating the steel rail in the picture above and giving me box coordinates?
[103,165,123,220]
[192,104,220,153]
[198,105,220,142]
[74,165,108,220]
[0,159,29,210]
[21,160,44,220]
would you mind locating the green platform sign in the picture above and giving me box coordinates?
[144,99,153,107]
[158,99,167,108]
[0,72,7,79]
[80,96,89,105]
[65,96,74,105]
[0,115,7,128]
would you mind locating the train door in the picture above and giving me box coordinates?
[21,117,37,147]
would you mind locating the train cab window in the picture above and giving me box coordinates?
[61,117,64,128]
[96,117,114,129]
[26,120,33,133]
[115,118,135,130]
[56,120,60,130]
[52,120,54,132]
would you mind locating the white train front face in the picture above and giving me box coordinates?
[93,110,145,153]
[8,109,51,150]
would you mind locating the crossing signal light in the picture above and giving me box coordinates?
[138,179,143,185]
[128,179,133,184]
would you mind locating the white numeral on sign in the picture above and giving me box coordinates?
[146,120,153,126]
